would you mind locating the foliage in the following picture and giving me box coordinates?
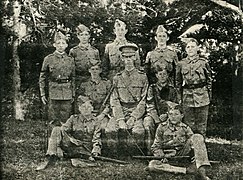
[2,0,243,138]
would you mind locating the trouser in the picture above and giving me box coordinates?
[183,105,209,137]
[46,127,92,158]
[143,116,156,155]
[105,117,145,157]
[49,99,73,126]
[149,134,210,173]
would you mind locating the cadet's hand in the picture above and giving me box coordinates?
[89,156,95,162]
[102,106,110,115]
[41,96,48,105]
[126,117,135,129]
[119,119,127,129]
[92,152,99,157]
[154,149,165,158]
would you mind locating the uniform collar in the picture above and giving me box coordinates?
[155,46,167,52]
[114,38,127,45]
[123,68,136,76]
[90,77,101,85]
[79,114,94,122]
[156,81,169,89]
[167,121,182,131]
[187,55,199,63]
[78,43,91,50]
[54,51,66,58]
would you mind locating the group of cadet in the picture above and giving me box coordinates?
[38,19,212,180]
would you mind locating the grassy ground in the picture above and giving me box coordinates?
[1,98,243,180]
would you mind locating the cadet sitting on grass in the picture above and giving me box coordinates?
[147,103,211,180]
[36,96,102,170]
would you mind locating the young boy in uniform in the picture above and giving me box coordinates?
[39,31,75,125]
[36,96,102,170]
[147,103,211,180]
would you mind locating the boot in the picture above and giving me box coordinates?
[147,160,187,174]
[36,155,58,171]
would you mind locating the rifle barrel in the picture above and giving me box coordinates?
[132,156,190,160]
[95,156,128,164]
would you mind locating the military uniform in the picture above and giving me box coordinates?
[103,19,141,80]
[176,56,212,136]
[105,68,148,156]
[39,51,75,125]
[151,120,210,172]
[144,83,178,154]
[103,40,140,79]
[69,45,100,85]
[46,114,101,158]
[145,47,178,84]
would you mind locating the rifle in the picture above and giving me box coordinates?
[133,155,190,161]
[79,151,129,164]
[98,85,115,115]
[151,84,161,116]
[133,156,220,164]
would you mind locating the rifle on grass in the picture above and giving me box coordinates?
[80,151,129,164]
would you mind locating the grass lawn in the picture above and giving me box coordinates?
[1,100,243,180]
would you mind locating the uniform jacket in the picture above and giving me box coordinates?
[79,78,112,111]
[151,120,193,153]
[146,83,178,123]
[103,39,140,75]
[39,51,75,100]
[61,114,102,155]
[110,68,148,121]
[69,44,100,77]
[176,56,212,107]
[145,47,178,84]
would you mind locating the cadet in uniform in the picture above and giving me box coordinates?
[145,25,178,84]
[144,65,179,154]
[77,62,112,130]
[105,44,148,156]
[39,31,75,125]
[36,96,102,170]
[103,19,140,80]
[69,24,100,87]
[148,103,211,180]
[176,38,212,137]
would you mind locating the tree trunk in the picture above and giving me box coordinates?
[12,38,24,120]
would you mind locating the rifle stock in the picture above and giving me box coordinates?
[133,155,190,161]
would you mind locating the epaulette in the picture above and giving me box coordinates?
[101,77,108,81]
[70,46,79,51]
[199,57,208,62]
[137,69,146,74]
[115,71,123,76]
[161,121,168,126]
[180,122,188,128]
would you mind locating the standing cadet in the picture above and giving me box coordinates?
[39,31,75,125]
[148,104,211,180]
[145,25,178,84]
[176,38,212,137]
[103,19,140,80]
[144,65,179,154]
[69,24,100,87]
[105,44,148,156]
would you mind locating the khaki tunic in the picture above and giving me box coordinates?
[47,114,102,157]
[103,40,140,79]
[145,47,178,84]
[151,121,210,169]
[39,51,75,100]
[79,79,112,112]
[69,45,100,84]
[176,56,212,107]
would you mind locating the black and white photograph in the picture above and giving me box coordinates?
[0,0,242,179]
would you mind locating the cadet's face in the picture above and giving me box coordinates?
[122,54,136,67]
[155,32,168,44]
[89,65,101,76]
[53,39,68,53]
[114,27,127,38]
[168,109,183,125]
[79,101,93,116]
[156,70,168,82]
[186,41,199,57]
[77,31,90,44]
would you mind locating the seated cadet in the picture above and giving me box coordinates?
[105,44,148,157]
[144,65,179,155]
[147,103,211,180]
[77,62,112,130]
[36,96,102,170]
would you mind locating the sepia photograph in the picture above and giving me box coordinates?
[0,0,242,179]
